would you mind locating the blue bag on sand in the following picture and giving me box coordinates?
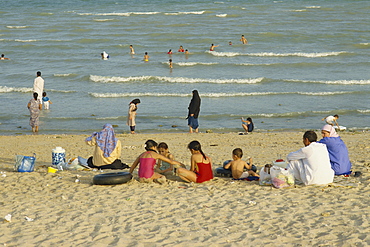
[14,154,36,172]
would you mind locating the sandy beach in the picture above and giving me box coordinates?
[1,131,370,246]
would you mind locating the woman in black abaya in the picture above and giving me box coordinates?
[187,90,201,133]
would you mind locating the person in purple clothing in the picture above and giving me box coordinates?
[318,125,352,176]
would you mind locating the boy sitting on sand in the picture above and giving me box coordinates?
[224,148,259,179]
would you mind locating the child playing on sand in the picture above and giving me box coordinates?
[130,140,182,184]
[224,148,259,179]
[177,140,213,183]
[156,142,185,174]
[42,92,52,110]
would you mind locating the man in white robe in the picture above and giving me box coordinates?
[287,130,334,185]
[33,71,44,103]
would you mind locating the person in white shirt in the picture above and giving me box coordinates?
[33,71,44,103]
[286,130,334,185]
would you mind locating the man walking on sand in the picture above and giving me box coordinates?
[33,71,44,103]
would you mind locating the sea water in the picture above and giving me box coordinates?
[1,0,369,135]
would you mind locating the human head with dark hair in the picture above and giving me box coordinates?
[36,71,41,77]
[158,142,168,150]
[33,92,38,100]
[188,140,206,160]
[145,140,158,151]
[130,98,141,105]
[247,117,253,123]
[334,114,339,119]
[232,148,243,159]
[303,130,317,146]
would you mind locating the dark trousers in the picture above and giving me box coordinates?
[87,157,129,170]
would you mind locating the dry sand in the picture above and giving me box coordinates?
[0,131,369,246]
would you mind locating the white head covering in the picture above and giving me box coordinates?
[322,124,339,137]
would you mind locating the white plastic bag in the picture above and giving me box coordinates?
[270,166,294,189]
[259,164,272,186]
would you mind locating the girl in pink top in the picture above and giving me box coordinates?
[129,140,182,184]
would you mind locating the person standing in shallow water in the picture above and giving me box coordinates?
[187,90,201,133]
[27,92,42,133]
[127,99,140,134]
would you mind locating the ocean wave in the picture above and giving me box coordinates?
[14,39,38,42]
[89,75,264,84]
[93,19,114,22]
[290,9,307,12]
[0,86,75,94]
[209,51,347,57]
[358,110,370,114]
[306,6,321,9]
[286,79,370,85]
[0,86,32,93]
[164,11,205,15]
[175,62,218,66]
[78,12,159,16]
[216,14,227,17]
[89,91,359,98]
[6,26,27,29]
[53,73,77,77]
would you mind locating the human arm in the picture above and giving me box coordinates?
[129,156,140,173]
[224,160,232,169]
[244,157,253,170]
[287,146,310,161]
[154,152,181,167]
[334,119,340,129]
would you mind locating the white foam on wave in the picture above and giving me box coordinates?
[79,12,159,16]
[297,91,349,96]
[164,11,205,15]
[93,19,114,22]
[210,51,346,58]
[90,75,264,84]
[15,39,38,42]
[358,110,370,113]
[207,51,240,57]
[306,6,321,9]
[0,86,32,93]
[291,9,307,12]
[6,26,27,29]
[175,62,218,66]
[54,73,74,77]
[287,79,370,85]
[90,91,280,98]
[216,14,227,17]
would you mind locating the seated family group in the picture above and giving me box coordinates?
[86,124,352,186]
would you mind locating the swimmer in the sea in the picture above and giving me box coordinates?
[129,45,135,55]
[229,41,232,45]
[101,51,109,60]
[168,49,173,54]
[210,44,219,51]
[169,59,173,69]
[240,35,248,44]
[185,49,189,54]
[144,52,149,62]
[178,45,184,52]
[1,54,10,60]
